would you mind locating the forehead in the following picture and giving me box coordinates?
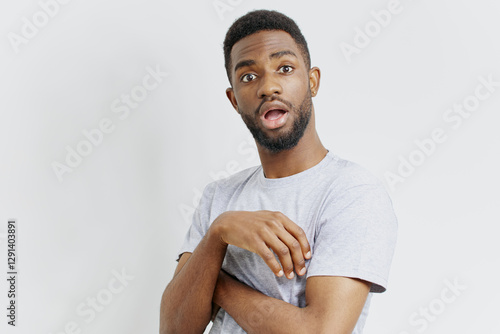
[230,30,303,68]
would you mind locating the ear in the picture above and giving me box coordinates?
[226,87,240,113]
[309,67,321,97]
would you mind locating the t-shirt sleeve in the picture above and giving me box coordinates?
[306,182,398,293]
[176,182,216,261]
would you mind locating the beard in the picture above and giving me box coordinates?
[240,90,313,153]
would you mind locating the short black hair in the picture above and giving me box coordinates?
[223,10,311,84]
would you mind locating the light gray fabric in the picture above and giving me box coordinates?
[178,151,398,333]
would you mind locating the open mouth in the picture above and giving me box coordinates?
[264,109,287,120]
[261,109,288,129]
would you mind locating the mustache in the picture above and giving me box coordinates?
[255,96,294,116]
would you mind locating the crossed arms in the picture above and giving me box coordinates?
[159,211,371,334]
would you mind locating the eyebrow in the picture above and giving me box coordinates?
[234,59,256,73]
[269,50,297,59]
[233,50,298,73]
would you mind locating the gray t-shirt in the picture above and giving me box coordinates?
[178,151,398,333]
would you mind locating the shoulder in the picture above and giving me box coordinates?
[323,153,385,192]
[202,165,261,197]
[320,153,397,230]
[320,153,396,222]
[193,165,261,221]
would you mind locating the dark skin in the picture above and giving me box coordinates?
[159,30,370,334]
[226,31,327,179]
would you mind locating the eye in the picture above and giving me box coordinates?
[241,73,257,83]
[278,65,294,74]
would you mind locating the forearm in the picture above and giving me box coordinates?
[160,226,227,334]
[213,273,318,334]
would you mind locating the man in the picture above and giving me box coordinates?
[160,10,397,334]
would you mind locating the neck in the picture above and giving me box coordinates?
[257,113,328,179]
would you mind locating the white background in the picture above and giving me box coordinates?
[1,0,499,333]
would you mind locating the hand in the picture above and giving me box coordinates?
[211,211,311,279]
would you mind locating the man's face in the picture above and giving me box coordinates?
[226,30,318,153]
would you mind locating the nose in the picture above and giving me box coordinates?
[257,73,282,98]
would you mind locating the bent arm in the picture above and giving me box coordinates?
[160,210,311,334]
[213,272,370,334]
[159,226,227,334]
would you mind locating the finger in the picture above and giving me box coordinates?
[256,242,285,278]
[275,229,307,277]
[278,213,311,260]
[265,234,295,279]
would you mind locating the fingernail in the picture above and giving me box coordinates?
[299,267,306,276]
[305,251,311,259]
[288,271,294,279]
[277,270,284,277]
